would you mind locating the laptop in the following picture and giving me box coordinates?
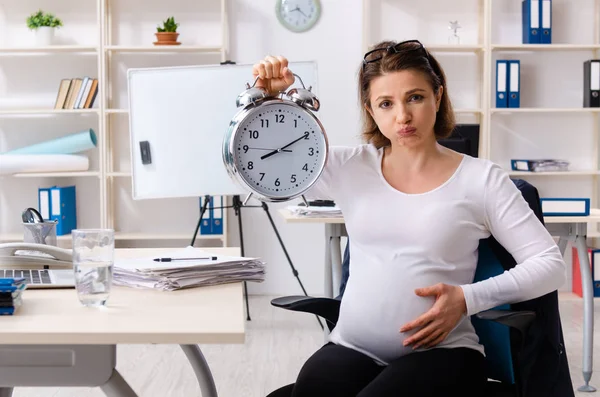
[0,243,75,289]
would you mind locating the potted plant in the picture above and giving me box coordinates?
[26,10,63,46]
[154,16,180,45]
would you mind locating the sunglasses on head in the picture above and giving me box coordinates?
[362,40,429,70]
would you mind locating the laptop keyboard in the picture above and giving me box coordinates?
[0,269,51,285]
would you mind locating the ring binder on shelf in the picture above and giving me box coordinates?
[522,0,540,44]
[540,198,590,217]
[541,0,552,43]
[496,60,508,108]
[584,60,600,108]
[508,60,521,108]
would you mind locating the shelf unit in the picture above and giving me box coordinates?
[0,0,230,246]
[362,0,600,211]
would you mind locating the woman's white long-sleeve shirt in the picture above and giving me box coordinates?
[306,144,566,366]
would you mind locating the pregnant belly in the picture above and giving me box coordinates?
[329,274,440,365]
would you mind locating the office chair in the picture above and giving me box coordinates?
[267,179,574,397]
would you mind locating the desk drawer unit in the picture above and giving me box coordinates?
[0,345,115,387]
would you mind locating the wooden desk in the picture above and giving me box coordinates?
[0,247,243,397]
[279,208,598,392]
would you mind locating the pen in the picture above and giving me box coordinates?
[153,256,218,262]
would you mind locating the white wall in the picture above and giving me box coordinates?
[1,0,594,297]
[227,0,363,296]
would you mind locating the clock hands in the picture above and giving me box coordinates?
[247,147,292,152]
[291,6,309,18]
[260,131,309,160]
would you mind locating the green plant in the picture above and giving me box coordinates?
[156,16,179,33]
[26,10,63,30]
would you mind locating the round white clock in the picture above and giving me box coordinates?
[223,75,328,203]
[275,0,321,33]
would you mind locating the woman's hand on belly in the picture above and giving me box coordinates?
[399,283,467,350]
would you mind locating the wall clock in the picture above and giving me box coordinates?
[275,0,322,33]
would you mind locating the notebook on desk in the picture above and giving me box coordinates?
[0,243,75,289]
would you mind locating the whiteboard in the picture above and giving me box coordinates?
[127,61,319,200]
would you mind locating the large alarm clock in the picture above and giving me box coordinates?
[223,74,328,204]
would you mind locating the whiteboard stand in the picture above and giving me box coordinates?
[190,194,324,330]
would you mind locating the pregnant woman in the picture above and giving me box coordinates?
[252,40,566,397]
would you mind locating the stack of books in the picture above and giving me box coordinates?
[0,278,26,315]
[54,77,99,110]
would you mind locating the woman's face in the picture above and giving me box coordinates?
[368,69,442,150]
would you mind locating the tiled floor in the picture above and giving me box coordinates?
[10,293,600,396]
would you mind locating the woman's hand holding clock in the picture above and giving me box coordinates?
[252,55,295,96]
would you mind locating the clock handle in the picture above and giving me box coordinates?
[246,76,261,89]
[292,73,311,91]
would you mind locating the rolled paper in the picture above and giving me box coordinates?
[0,154,89,175]
[3,129,97,155]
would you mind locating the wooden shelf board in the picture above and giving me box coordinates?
[0,233,223,242]
[105,45,223,53]
[10,172,100,178]
[492,44,600,51]
[423,44,483,52]
[0,109,99,116]
[114,232,224,241]
[0,46,98,54]
[507,171,600,176]
[492,108,600,113]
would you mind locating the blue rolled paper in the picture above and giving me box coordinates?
[4,129,97,155]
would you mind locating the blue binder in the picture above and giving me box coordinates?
[540,198,590,216]
[48,186,77,235]
[522,0,540,44]
[211,196,223,235]
[540,0,552,44]
[37,188,51,221]
[496,60,509,108]
[508,60,521,108]
[199,197,211,235]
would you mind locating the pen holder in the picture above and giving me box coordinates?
[23,221,58,246]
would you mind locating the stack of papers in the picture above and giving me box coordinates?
[286,205,343,218]
[113,247,266,291]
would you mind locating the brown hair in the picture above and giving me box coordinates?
[359,40,456,148]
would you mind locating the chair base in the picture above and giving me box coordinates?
[266,383,294,397]
[267,381,516,397]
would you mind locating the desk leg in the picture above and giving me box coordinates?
[100,369,138,397]
[324,225,334,299]
[0,388,12,397]
[557,236,568,257]
[330,234,343,298]
[180,345,218,397]
[575,235,597,392]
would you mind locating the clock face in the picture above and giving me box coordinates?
[232,101,327,200]
[276,0,321,33]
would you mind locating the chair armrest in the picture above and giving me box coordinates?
[271,296,341,331]
[475,309,536,335]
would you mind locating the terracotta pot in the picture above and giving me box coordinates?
[154,32,180,45]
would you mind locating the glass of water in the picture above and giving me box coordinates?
[72,229,114,307]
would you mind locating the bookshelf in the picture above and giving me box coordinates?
[362,0,600,234]
[0,0,230,247]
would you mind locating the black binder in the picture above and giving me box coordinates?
[583,60,600,107]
